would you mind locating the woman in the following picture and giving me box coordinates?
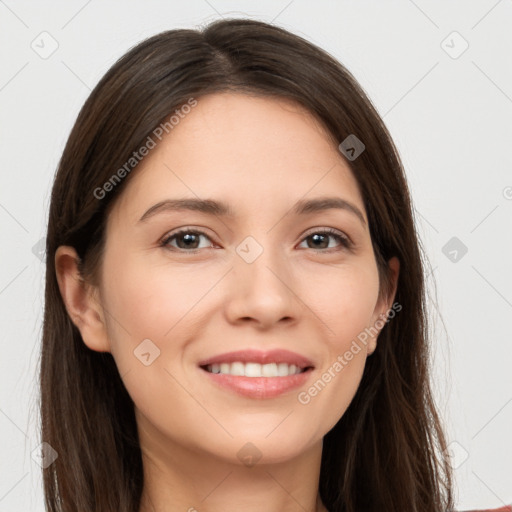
[39,17,509,512]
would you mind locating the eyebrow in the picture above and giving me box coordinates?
[138,196,367,226]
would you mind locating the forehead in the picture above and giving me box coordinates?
[111,92,365,223]
[168,92,339,155]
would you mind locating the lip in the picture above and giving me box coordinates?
[197,349,315,399]
[197,349,315,369]
[201,370,313,399]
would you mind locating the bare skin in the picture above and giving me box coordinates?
[55,92,399,512]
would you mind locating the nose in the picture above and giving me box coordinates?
[223,245,300,330]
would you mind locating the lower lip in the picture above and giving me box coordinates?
[200,367,313,399]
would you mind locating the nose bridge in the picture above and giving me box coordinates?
[236,235,290,297]
[226,234,298,325]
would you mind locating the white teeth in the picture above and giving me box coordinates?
[277,362,290,376]
[245,362,262,377]
[231,362,245,376]
[205,361,304,377]
[262,363,277,377]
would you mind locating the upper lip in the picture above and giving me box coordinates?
[198,349,315,370]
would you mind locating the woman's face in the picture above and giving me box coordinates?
[90,93,398,465]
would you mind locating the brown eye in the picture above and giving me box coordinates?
[298,229,352,251]
[161,229,213,251]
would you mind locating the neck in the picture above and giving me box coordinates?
[137,422,328,512]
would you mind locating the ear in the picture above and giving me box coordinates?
[54,245,111,353]
[367,256,400,356]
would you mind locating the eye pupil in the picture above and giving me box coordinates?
[309,233,328,249]
[178,233,199,249]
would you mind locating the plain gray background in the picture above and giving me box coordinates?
[1,1,511,510]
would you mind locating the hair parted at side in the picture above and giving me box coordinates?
[40,17,454,512]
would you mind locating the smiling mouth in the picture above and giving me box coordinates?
[200,362,313,377]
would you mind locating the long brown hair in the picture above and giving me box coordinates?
[40,18,454,511]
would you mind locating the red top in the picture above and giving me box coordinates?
[461,507,512,512]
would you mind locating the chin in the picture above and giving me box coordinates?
[212,425,322,466]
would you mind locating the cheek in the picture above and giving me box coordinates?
[294,261,379,429]
[99,252,224,363]
[299,350,366,423]
[98,257,220,442]
[301,257,381,347]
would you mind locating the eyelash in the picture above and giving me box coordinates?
[160,227,353,254]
